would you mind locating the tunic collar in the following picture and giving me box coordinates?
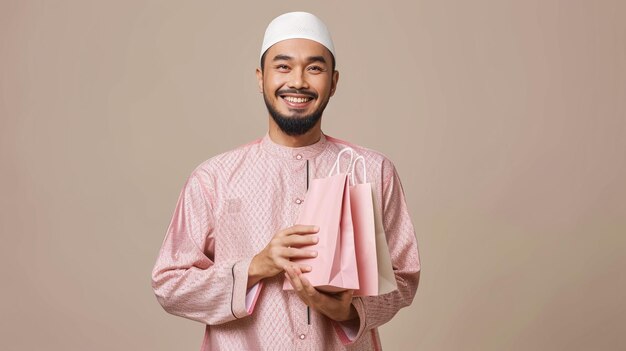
[260,132,328,160]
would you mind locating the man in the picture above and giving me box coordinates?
[152,12,420,350]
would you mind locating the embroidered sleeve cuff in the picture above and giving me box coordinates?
[231,258,262,318]
[333,297,366,345]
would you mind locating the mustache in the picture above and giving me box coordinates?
[276,89,318,99]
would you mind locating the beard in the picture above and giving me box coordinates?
[263,91,330,136]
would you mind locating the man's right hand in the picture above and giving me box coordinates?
[247,225,319,288]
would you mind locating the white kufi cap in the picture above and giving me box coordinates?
[260,12,335,60]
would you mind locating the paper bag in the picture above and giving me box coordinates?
[351,156,398,296]
[373,191,397,295]
[283,148,359,292]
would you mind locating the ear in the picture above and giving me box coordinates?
[256,68,263,93]
[330,70,339,97]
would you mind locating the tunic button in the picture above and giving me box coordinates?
[296,154,303,160]
[295,198,303,205]
[299,334,306,340]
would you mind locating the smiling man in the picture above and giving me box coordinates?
[259,37,337,143]
[152,12,420,350]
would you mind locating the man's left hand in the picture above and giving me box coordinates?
[284,265,358,322]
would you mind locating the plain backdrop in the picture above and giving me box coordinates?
[1,1,625,350]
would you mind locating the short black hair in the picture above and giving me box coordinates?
[260,50,336,72]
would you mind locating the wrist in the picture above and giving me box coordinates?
[247,255,265,288]
[332,302,358,322]
[341,304,358,322]
[346,304,357,320]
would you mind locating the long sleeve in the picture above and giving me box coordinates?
[335,159,421,344]
[151,171,260,325]
[151,136,418,349]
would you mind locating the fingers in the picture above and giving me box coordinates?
[280,225,319,237]
[285,265,318,298]
[298,273,319,298]
[284,265,305,293]
[275,255,312,273]
[299,264,313,273]
[262,225,319,278]
[283,233,319,247]
[283,246,317,259]
[285,265,356,321]
[272,225,319,252]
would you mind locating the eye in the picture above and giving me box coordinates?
[307,65,324,73]
[275,64,290,71]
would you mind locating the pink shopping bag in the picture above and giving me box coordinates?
[351,156,398,296]
[284,148,360,293]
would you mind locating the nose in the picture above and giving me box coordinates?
[287,69,309,90]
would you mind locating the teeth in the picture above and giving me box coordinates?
[284,96,311,103]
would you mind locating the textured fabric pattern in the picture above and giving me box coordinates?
[151,133,421,350]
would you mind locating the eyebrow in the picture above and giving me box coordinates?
[272,55,328,65]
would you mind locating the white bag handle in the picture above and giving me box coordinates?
[350,155,367,186]
[328,147,354,177]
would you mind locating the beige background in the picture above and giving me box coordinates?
[1,0,625,350]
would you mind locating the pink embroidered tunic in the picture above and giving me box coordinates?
[151,134,420,350]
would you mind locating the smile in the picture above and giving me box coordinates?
[280,94,314,108]
[283,96,312,103]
